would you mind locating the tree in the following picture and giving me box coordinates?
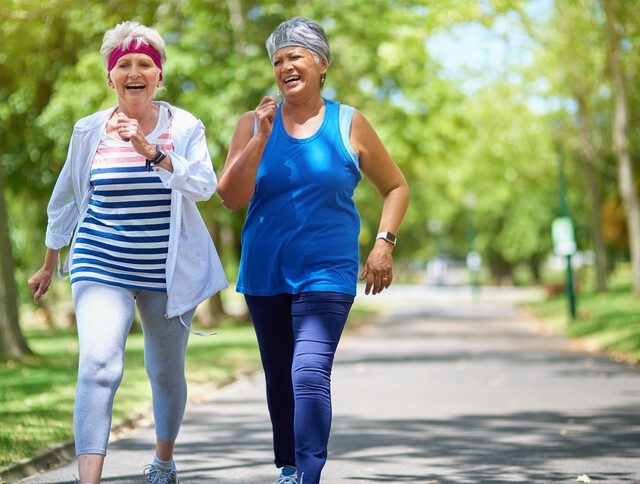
[575,93,609,292]
[520,0,611,291]
[0,174,31,359]
[602,0,640,294]
[6,0,629,316]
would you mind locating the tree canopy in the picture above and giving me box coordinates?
[2,0,639,355]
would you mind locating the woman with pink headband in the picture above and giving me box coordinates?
[28,21,226,484]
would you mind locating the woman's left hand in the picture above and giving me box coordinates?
[359,240,394,295]
[115,113,154,159]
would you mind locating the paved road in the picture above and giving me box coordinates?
[22,285,640,483]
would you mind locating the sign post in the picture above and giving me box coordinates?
[552,216,577,320]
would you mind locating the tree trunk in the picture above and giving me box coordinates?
[575,92,608,292]
[201,223,227,329]
[528,254,542,284]
[0,174,32,359]
[202,293,226,329]
[226,0,245,53]
[603,0,640,294]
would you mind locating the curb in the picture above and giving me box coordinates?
[0,370,257,483]
[0,440,75,484]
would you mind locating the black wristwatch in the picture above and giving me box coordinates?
[145,145,167,171]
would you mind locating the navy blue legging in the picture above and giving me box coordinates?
[245,291,354,484]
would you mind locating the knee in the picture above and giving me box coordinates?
[146,363,184,390]
[78,354,123,389]
[292,354,332,396]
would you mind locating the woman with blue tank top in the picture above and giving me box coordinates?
[217,17,409,484]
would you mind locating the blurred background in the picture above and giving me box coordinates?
[1,0,640,467]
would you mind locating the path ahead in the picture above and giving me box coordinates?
[24,285,640,483]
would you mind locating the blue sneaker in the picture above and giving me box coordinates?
[274,466,298,484]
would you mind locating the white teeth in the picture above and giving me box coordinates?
[284,77,300,84]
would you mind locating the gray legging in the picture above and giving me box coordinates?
[71,281,193,455]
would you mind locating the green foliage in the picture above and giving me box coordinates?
[2,0,638,310]
[450,83,558,269]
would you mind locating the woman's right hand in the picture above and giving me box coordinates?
[28,266,54,304]
[255,96,278,139]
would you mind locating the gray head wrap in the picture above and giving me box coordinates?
[266,17,331,64]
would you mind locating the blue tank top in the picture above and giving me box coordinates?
[236,98,361,296]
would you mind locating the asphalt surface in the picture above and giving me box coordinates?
[20,285,640,483]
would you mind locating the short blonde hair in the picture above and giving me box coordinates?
[100,21,166,67]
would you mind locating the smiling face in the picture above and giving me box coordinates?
[108,53,161,107]
[272,46,327,100]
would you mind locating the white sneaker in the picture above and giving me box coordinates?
[143,463,179,484]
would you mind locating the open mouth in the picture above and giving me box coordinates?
[284,76,301,85]
[125,84,146,91]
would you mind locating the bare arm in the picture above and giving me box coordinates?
[217,96,278,210]
[28,248,60,304]
[351,110,410,295]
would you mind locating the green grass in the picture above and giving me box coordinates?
[0,320,261,468]
[526,266,640,362]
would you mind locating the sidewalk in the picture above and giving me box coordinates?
[22,285,640,483]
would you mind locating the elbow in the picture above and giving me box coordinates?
[402,179,410,200]
[399,181,410,209]
[397,175,410,201]
[216,184,231,209]
[384,177,410,201]
[216,186,244,211]
[219,198,244,212]
[216,175,253,211]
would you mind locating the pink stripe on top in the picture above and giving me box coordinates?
[92,110,174,167]
[97,145,138,154]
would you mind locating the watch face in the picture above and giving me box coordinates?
[377,231,396,245]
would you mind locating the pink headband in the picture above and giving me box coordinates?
[107,42,163,80]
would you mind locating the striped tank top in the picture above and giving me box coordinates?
[70,106,173,292]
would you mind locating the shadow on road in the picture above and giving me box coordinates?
[94,401,640,483]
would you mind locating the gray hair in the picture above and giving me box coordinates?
[266,17,331,64]
[100,21,166,67]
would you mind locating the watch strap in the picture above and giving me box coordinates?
[376,231,397,246]
[146,145,167,171]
